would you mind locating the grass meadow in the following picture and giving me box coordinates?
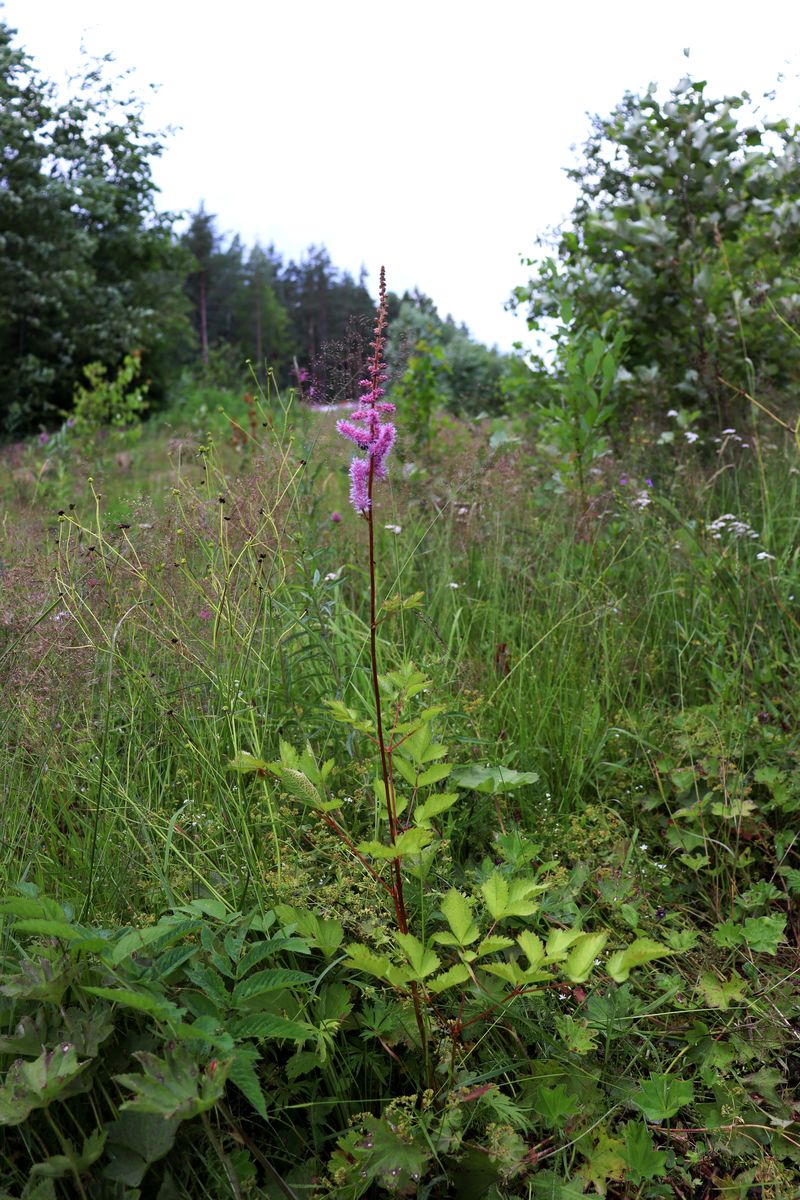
[0,378,798,1199]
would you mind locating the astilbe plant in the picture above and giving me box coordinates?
[334,267,431,1066]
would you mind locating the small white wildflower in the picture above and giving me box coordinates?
[639,843,649,851]
[384,524,402,534]
[324,571,340,582]
[684,431,700,444]
[449,581,460,589]
[666,408,679,417]
[756,551,776,561]
[721,427,736,435]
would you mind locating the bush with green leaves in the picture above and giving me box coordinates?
[513,73,800,422]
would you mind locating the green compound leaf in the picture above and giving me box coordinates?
[115,1043,230,1120]
[606,938,673,982]
[381,590,425,613]
[228,1013,313,1041]
[357,826,434,860]
[481,872,545,920]
[544,928,586,963]
[632,1072,694,1122]
[517,930,546,972]
[416,763,452,787]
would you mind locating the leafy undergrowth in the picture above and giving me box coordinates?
[1,384,799,1197]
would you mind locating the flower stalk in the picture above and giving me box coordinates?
[336,267,430,1080]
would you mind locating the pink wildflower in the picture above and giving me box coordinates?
[336,267,395,515]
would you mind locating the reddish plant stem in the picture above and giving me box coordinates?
[366,458,430,1086]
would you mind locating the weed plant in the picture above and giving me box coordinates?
[0,304,798,1196]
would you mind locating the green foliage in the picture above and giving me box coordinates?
[531,284,628,506]
[1,351,800,1194]
[514,74,800,418]
[70,352,149,445]
[0,20,189,435]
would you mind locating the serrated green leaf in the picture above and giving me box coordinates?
[227,751,268,772]
[439,889,480,947]
[228,1013,313,1041]
[632,1072,694,1121]
[533,1083,580,1128]
[344,944,391,981]
[0,1044,92,1125]
[382,590,425,612]
[357,826,434,860]
[416,763,452,787]
[232,967,313,1005]
[0,958,69,1004]
[474,934,515,959]
[229,1046,268,1119]
[517,930,546,970]
[413,792,458,825]
[545,928,585,963]
[11,919,82,941]
[606,938,673,982]
[697,971,747,1011]
[481,872,509,919]
[81,986,185,1024]
[622,1120,667,1183]
[742,914,786,954]
[0,897,66,921]
[116,1044,229,1120]
[481,960,526,986]
[564,932,608,982]
[426,963,471,994]
[393,756,418,787]
[394,933,440,980]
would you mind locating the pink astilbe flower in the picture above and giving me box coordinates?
[336,267,395,514]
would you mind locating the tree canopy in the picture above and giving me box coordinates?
[513,75,800,420]
[0,20,189,436]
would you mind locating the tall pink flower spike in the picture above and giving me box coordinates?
[336,267,395,514]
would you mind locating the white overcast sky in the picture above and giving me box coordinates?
[2,0,799,351]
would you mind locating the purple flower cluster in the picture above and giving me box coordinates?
[336,268,395,514]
